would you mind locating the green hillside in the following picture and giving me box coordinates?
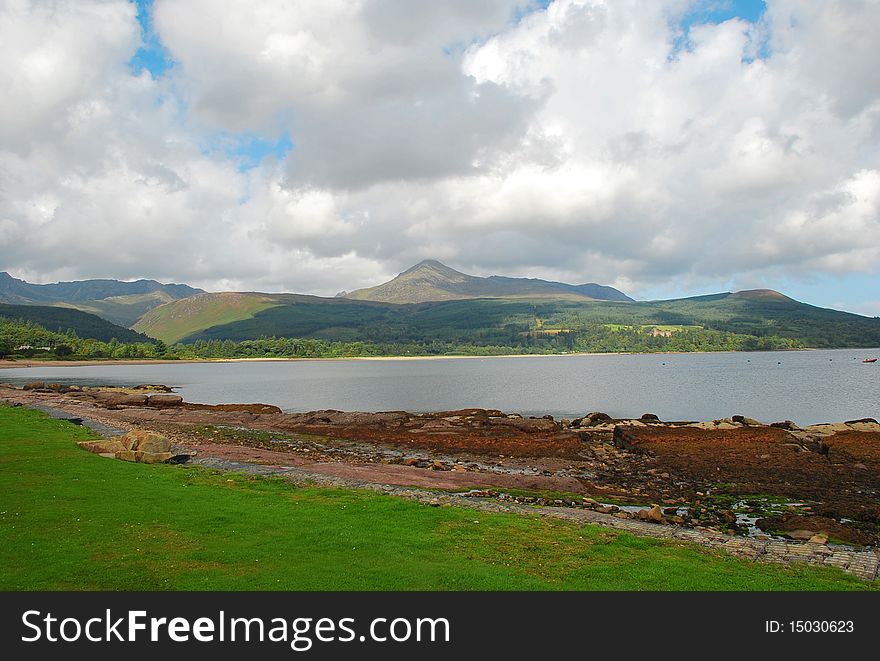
[135,289,880,350]
[132,292,282,343]
[54,291,187,327]
[0,303,152,343]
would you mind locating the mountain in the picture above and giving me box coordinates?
[343,260,634,304]
[0,303,153,343]
[0,272,203,327]
[133,286,880,349]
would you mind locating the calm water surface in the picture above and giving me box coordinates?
[3,349,878,425]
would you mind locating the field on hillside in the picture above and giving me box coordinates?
[0,405,874,591]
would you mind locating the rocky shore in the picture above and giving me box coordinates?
[3,380,879,578]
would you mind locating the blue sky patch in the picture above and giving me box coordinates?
[672,0,768,60]
[129,0,174,77]
[220,132,295,172]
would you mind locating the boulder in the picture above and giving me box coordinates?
[139,451,174,464]
[732,415,763,426]
[134,384,173,392]
[147,393,184,407]
[93,392,149,407]
[720,510,737,525]
[112,430,172,453]
[846,420,880,432]
[786,529,816,541]
[22,382,47,390]
[78,439,126,455]
[583,412,612,426]
[640,413,660,421]
[133,431,171,453]
[638,505,664,522]
[844,417,878,425]
[114,450,137,462]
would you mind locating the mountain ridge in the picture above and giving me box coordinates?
[0,272,203,327]
[344,259,634,304]
[131,285,880,349]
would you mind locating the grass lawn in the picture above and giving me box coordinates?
[0,404,875,591]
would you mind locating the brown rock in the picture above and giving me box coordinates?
[584,412,612,426]
[78,439,126,455]
[147,393,184,407]
[140,451,173,464]
[787,529,817,541]
[93,392,149,407]
[114,430,171,453]
[808,534,829,544]
[638,505,664,522]
[114,450,137,462]
[133,384,173,392]
[732,415,763,426]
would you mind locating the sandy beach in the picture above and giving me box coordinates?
[0,348,822,370]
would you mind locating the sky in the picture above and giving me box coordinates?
[1,0,878,315]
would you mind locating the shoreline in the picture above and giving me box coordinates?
[3,387,879,579]
[0,346,846,370]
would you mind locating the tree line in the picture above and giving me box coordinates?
[0,316,804,361]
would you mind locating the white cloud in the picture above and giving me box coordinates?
[0,0,878,308]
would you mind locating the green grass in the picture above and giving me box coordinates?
[1,405,875,591]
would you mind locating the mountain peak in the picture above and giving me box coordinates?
[400,259,464,277]
[730,289,793,302]
[344,261,632,304]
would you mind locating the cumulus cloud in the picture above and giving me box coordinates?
[0,0,878,310]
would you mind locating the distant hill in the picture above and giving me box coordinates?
[0,303,153,343]
[132,292,282,343]
[343,260,634,304]
[133,286,880,349]
[0,272,203,327]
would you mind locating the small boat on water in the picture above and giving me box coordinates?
[864,358,878,363]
